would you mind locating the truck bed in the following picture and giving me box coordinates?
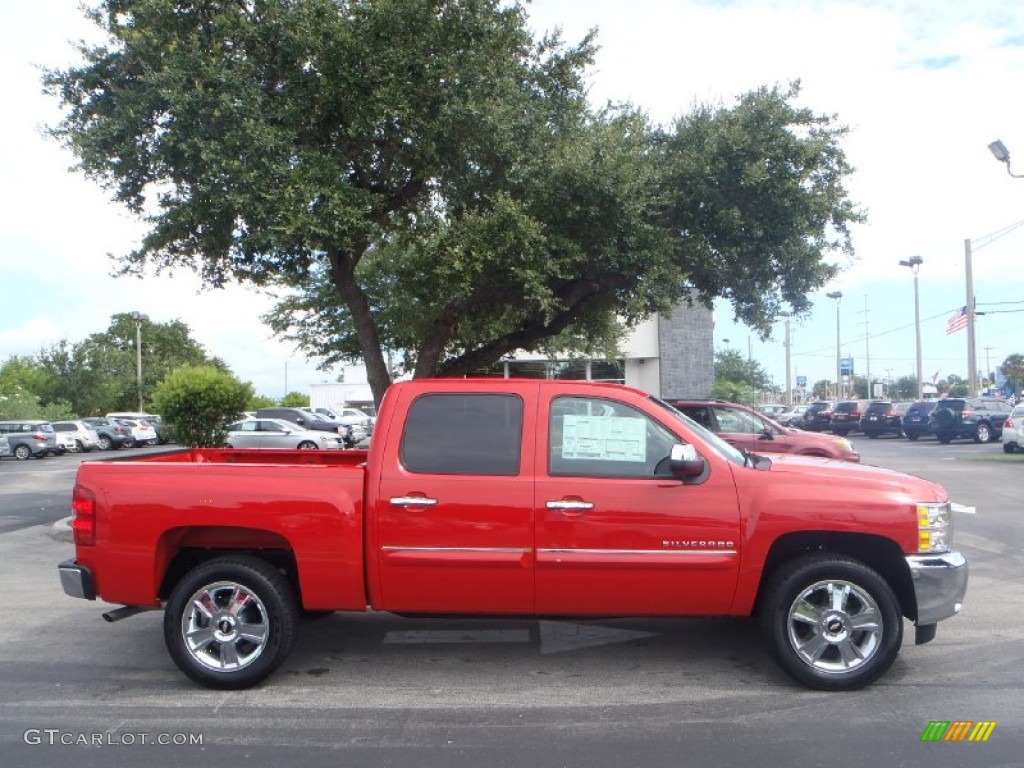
[128,447,370,467]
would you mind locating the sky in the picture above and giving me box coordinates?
[1,0,1023,398]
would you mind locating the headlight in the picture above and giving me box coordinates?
[833,437,853,450]
[918,502,952,553]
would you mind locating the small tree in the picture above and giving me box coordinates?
[151,365,252,447]
[1001,354,1024,398]
[280,391,310,408]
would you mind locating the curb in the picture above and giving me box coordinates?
[50,516,74,544]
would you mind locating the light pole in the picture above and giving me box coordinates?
[826,292,842,399]
[130,311,147,412]
[898,256,924,399]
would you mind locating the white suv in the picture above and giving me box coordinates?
[52,420,101,453]
[1002,405,1024,454]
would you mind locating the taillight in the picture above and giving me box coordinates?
[962,409,973,418]
[71,484,96,546]
[1006,419,1013,429]
[33,432,47,442]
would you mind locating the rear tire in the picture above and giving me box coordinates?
[296,441,318,450]
[14,445,31,460]
[164,556,299,690]
[760,554,903,691]
[97,435,112,450]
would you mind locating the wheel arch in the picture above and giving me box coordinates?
[156,527,301,605]
[754,532,917,621]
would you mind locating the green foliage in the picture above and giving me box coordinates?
[45,0,862,405]
[247,394,279,411]
[151,365,253,447]
[279,391,310,407]
[1001,354,1024,395]
[4,315,226,416]
[711,380,755,406]
[714,349,772,392]
[0,392,74,421]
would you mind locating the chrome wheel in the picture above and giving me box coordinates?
[180,581,270,672]
[761,555,902,690]
[786,579,882,675]
[164,556,299,689]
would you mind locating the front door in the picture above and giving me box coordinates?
[535,394,741,615]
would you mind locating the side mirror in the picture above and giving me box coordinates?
[759,427,774,440]
[669,443,706,478]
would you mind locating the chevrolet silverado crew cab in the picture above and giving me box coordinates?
[59,379,968,691]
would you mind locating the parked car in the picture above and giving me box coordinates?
[0,420,58,459]
[141,418,170,444]
[53,430,77,455]
[52,420,101,453]
[224,418,347,450]
[116,418,158,446]
[901,401,937,441]
[255,407,356,446]
[775,404,809,427]
[800,401,835,432]
[81,417,133,450]
[828,399,871,436]
[929,397,1013,444]
[311,406,375,435]
[1002,405,1024,453]
[859,401,909,439]
[755,404,789,419]
[666,399,860,462]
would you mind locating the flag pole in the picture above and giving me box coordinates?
[965,238,977,396]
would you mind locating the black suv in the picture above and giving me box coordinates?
[800,401,834,432]
[859,400,907,438]
[829,399,870,436]
[929,397,1013,444]
[901,401,937,441]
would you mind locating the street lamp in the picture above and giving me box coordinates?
[988,139,1024,178]
[825,292,842,399]
[130,311,148,412]
[898,256,924,399]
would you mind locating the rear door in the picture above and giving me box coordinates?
[373,383,537,614]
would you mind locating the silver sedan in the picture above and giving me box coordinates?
[225,418,347,450]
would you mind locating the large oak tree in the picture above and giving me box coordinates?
[46,0,862,404]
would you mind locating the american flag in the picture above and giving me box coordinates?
[946,306,969,335]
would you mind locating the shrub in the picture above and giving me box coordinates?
[151,365,252,447]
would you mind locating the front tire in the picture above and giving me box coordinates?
[296,441,318,450]
[760,554,903,691]
[97,435,112,450]
[164,556,299,690]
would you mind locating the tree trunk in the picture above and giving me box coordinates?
[327,246,392,407]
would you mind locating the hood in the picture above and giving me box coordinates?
[758,453,946,502]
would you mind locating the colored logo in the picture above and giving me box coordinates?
[921,721,996,742]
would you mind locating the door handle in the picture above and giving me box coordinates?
[390,496,438,507]
[545,500,594,511]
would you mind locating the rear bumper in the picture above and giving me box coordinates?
[58,559,96,600]
[906,551,968,625]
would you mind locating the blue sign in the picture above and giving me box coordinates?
[796,376,807,387]
[840,357,854,375]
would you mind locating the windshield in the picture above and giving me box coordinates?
[649,396,753,467]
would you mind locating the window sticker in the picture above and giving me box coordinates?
[561,415,646,462]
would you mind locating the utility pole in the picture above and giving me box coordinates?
[861,296,871,398]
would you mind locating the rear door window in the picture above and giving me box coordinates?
[401,393,523,476]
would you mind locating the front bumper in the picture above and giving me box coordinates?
[58,559,96,600]
[906,551,968,625]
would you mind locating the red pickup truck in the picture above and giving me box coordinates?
[59,379,968,691]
